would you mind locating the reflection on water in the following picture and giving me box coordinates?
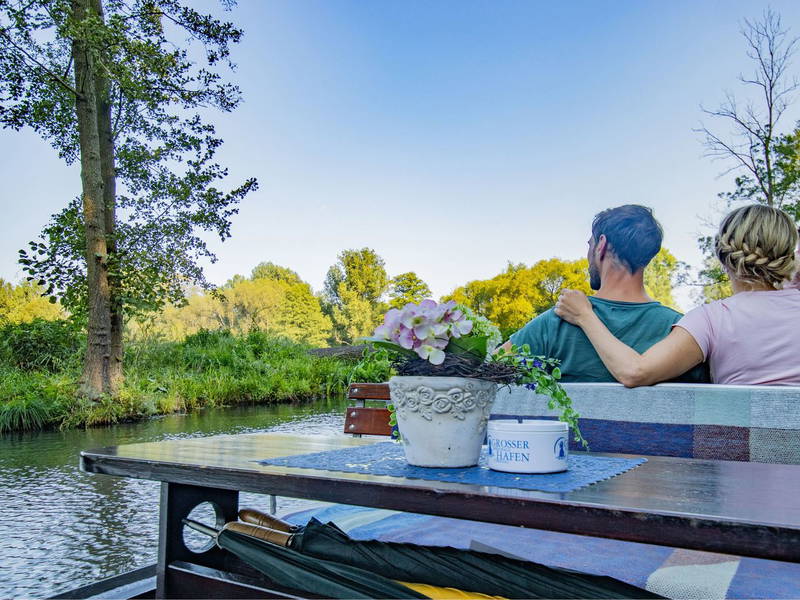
[0,398,348,599]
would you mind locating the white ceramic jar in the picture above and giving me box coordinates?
[487,419,569,473]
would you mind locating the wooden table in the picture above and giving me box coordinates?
[81,433,800,598]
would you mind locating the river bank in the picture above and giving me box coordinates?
[0,399,350,599]
[0,326,389,433]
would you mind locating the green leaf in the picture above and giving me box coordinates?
[361,337,417,358]
[445,335,488,360]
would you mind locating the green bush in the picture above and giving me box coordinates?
[0,327,388,433]
[0,319,84,372]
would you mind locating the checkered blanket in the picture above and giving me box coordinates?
[283,503,800,600]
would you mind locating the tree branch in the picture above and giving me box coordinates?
[0,28,81,97]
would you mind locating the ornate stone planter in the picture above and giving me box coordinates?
[388,375,497,467]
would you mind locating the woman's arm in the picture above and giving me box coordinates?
[554,290,704,387]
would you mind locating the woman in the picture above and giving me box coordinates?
[555,204,800,386]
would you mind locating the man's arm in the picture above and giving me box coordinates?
[555,290,704,387]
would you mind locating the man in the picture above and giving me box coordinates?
[501,205,707,383]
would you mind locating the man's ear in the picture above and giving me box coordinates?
[596,234,608,260]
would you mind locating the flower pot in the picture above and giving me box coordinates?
[388,376,497,467]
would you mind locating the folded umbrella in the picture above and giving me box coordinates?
[246,510,663,600]
[183,518,428,599]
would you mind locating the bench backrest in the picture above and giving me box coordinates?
[493,383,800,464]
[349,382,800,463]
[345,383,391,436]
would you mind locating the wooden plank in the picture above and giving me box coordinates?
[80,433,800,563]
[166,561,313,599]
[347,383,390,401]
[344,406,392,436]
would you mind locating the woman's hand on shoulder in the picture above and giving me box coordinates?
[554,289,594,327]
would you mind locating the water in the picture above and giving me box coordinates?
[0,397,349,599]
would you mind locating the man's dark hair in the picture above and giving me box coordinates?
[591,205,663,273]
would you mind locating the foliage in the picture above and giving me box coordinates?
[493,344,585,447]
[130,269,332,346]
[697,237,734,302]
[0,319,84,372]
[697,8,800,299]
[643,248,686,308]
[323,248,389,344]
[251,262,304,285]
[388,272,431,310]
[0,329,357,433]
[5,0,257,316]
[444,258,591,337]
[0,279,66,324]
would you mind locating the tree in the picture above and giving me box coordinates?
[388,272,431,309]
[444,258,591,337]
[697,9,800,300]
[699,9,800,210]
[251,262,303,285]
[0,279,65,324]
[139,275,332,346]
[643,248,685,309]
[1,1,256,398]
[323,248,388,344]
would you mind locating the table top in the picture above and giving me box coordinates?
[81,433,800,562]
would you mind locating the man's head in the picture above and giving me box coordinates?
[588,205,663,290]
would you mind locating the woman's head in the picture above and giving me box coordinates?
[715,204,798,289]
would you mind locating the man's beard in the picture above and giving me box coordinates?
[589,261,601,290]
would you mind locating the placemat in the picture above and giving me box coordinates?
[259,442,646,493]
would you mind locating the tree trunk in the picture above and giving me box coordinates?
[92,0,123,394]
[72,0,112,399]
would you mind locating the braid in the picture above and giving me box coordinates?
[715,205,798,289]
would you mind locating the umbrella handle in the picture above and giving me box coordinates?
[223,521,294,547]
[239,508,301,533]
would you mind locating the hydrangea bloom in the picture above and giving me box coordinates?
[372,299,473,365]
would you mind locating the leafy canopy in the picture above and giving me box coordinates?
[388,271,431,310]
[323,248,388,344]
[1,0,257,317]
[444,258,592,337]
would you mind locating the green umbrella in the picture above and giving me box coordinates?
[183,518,427,599]
[290,517,663,600]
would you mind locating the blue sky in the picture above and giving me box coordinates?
[3,0,800,309]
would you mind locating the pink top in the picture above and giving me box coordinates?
[676,289,800,385]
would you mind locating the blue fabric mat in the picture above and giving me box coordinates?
[259,442,646,493]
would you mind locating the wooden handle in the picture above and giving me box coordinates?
[223,522,293,546]
[238,508,300,533]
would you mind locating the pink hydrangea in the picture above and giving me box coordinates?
[372,299,473,365]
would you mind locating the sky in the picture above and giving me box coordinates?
[3,0,800,310]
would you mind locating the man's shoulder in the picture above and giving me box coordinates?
[590,297,683,323]
[521,308,560,330]
[509,309,559,348]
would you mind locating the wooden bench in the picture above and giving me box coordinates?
[344,382,392,437]
[345,381,800,463]
[321,381,800,599]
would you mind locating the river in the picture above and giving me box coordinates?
[0,397,349,599]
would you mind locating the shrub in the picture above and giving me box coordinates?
[0,319,84,372]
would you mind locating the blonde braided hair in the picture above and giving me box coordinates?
[715,205,798,289]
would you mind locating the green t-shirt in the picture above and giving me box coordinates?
[509,297,709,383]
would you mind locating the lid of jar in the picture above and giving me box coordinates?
[488,419,569,432]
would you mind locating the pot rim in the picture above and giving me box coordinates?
[389,375,497,385]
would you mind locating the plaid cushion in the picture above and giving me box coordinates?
[492,383,800,464]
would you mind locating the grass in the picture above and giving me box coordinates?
[0,327,390,434]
